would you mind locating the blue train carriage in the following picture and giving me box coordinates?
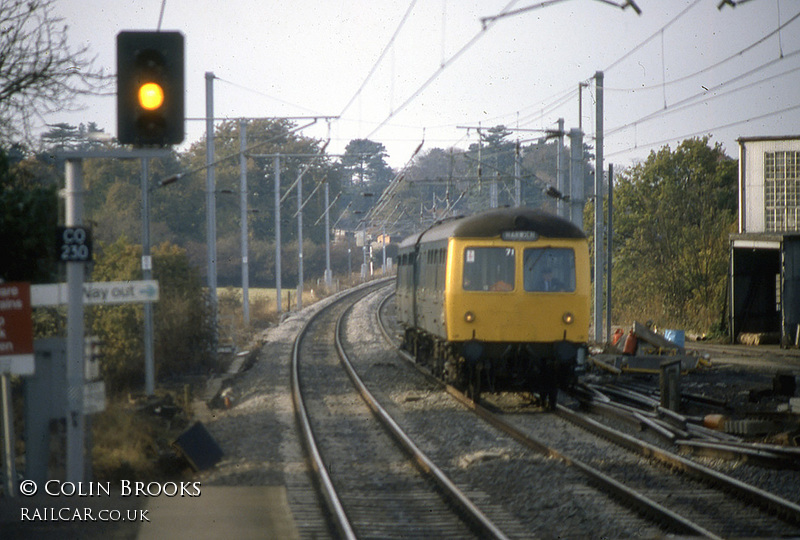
[396,207,590,407]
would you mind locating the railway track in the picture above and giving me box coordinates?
[291,279,507,539]
[376,290,800,538]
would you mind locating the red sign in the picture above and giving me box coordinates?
[0,282,34,362]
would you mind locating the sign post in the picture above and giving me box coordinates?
[56,149,169,484]
[64,158,86,484]
[1,373,16,496]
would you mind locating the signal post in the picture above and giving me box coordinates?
[57,30,185,483]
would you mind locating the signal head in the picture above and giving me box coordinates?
[117,31,184,147]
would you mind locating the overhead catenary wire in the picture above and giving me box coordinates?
[365,0,521,140]
[591,3,800,159]
[603,0,703,73]
[603,8,800,93]
[461,0,653,141]
[337,0,419,120]
[215,76,325,116]
[159,119,320,187]
[605,48,800,138]
[600,6,800,142]
[606,101,800,159]
[364,137,425,227]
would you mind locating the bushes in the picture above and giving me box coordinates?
[90,237,216,393]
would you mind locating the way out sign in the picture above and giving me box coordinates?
[31,280,159,307]
[0,282,34,375]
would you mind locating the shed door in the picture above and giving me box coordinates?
[731,247,781,339]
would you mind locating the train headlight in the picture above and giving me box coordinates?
[562,312,574,325]
[464,311,476,323]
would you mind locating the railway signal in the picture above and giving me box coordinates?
[116,31,184,146]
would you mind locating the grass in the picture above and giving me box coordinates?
[216,273,374,346]
[91,395,191,482]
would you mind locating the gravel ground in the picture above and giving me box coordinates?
[194,289,355,539]
[189,284,800,538]
[342,289,667,539]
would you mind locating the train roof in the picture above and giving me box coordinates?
[398,207,586,249]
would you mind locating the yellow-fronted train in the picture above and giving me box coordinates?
[396,207,590,407]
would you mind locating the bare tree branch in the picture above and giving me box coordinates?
[0,0,112,145]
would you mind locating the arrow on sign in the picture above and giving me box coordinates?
[139,284,158,298]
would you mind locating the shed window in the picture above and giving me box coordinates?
[765,150,800,232]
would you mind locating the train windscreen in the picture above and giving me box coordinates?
[463,247,515,292]
[523,248,575,292]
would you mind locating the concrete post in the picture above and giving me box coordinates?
[274,155,282,315]
[205,72,218,342]
[594,71,604,343]
[65,158,85,483]
[239,120,250,326]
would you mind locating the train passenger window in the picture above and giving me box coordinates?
[523,248,575,292]
[462,247,515,292]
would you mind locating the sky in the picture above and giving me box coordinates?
[48,0,800,169]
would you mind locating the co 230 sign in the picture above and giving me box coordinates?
[56,226,93,263]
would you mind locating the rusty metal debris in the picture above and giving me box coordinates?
[590,321,708,375]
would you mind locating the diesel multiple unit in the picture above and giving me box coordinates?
[395,207,590,406]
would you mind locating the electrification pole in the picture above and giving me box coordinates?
[297,167,304,310]
[556,118,566,219]
[594,71,605,344]
[274,155,282,315]
[514,140,521,207]
[205,72,218,342]
[239,120,250,326]
[607,163,614,345]
[324,180,332,288]
[569,128,585,229]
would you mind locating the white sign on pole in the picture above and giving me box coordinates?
[31,280,159,307]
[83,380,106,415]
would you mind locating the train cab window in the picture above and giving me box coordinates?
[523,247,576,292]
[462,247,515,292]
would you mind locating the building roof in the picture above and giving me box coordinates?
[737,135,800,144]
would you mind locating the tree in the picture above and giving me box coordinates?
[174,118,337,286]
[0,147,58,283]
[397,147,471,230]
[40,122,107,152]
[340,139,394,187]
[0,0,109,144]
[463,125,520,212]
[610,137,737,331]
